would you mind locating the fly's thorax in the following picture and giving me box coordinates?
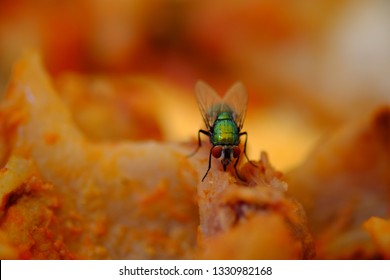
[211,114,239,146]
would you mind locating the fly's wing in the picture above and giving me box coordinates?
[222,82,248,130]
[195,80,223,130]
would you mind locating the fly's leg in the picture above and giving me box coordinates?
[188,129,210,157]
[239,131,257,167]
[189,129,213,181]
[201,148,213,181]
[233,154,245,181]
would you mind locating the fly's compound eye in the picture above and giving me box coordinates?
[212,146,223,158]
[233,146,241,158]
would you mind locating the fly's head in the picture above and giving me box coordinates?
[212,145,241,171]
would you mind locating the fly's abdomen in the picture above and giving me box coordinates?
[211,119,239,145]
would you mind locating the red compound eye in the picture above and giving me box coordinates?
[212,146,222,158]
[233,146,241,158]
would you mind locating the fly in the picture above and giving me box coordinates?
[189,81,255,181]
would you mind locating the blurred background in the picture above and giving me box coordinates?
[0,0,389,171]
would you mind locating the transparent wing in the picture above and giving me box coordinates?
[222,82,248,129]
[195,80,223,129]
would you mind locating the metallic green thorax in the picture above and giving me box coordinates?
[211,112,239,145]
